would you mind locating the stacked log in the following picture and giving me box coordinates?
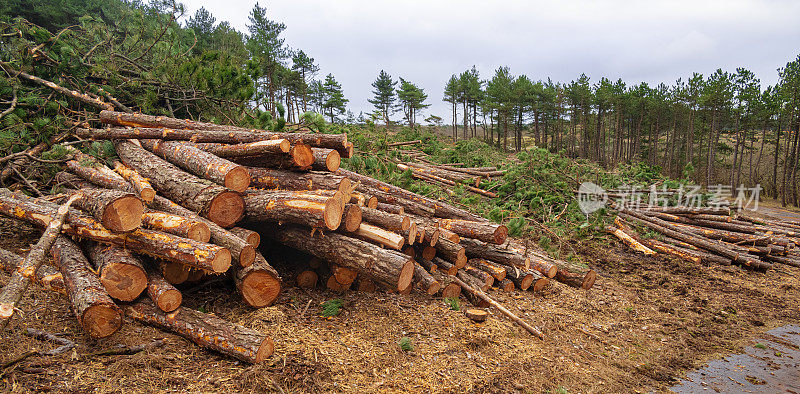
[611,206,800,272]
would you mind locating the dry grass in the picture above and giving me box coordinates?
[2,218,800,393]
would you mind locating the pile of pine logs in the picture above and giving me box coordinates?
[0,111,595,361]
[389,143,504,198]
[609,205,800,271]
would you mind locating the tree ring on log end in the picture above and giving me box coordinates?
[188,222,212,243]
[493,225,509,245]
[103,195,144,232]
[343,205,362,232]
[157,289,182,312]
[582,270,597,290]
[82,305,123,338]
[241,272,281,307]
[238,245,256,267]
[532,278,549,292]
[396,259,415,292]
[441,283,461,298]
[206,191,244,228]
[255,337,275,362]
[465,308,488,322]
[210,249,232,273]
[326,149,341,172]
[100,262,147,301]
[324,198,344,230]
[223,166,251,192]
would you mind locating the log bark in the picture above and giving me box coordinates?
[460,238,530,270]
[463,266,494,289]
[375,202,404,215]
[468,258,507,281]
[192,140,291,157]
[606,225,656,255]
[430,270,461,298]
[51,236,122,338]
[249,167,350,192]
[431,257,459,276]
[243,190,343,230]
[116,140,244,228]
[361,207,410,232]
[503,264,534,290]
[114,161,155,203]
[228,227,260,248]
[296,270,318,289]
[142,211,211,242]
[123,298,274,363]
[312,148,340,171]
[260,224,415,292]
[231,143,314,170]
[0,64,113,110]
[140,139,250,192]
[85,243,148,302]
[0,193,78,329]
[434,238,467,268]
[232,252,281,308]
[438,219,508,245]
[144,262,182,312]
[0,189,231,272]
[437,228,460,244]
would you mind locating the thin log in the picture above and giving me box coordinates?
[296,270,318,289]
[114,161,155,203]
[434,238,467,268]
[312,148,340,171]
[144,262,182,312]
[468,258,507,281]
[606,225,656,255]
[412,262,441,295]
[228,227,260,248]
[0,194,78,329]
[123,298,274,363]
[142,211,211,242]
[192,140,291,157]
[375,202,404,215]
[0,64,113,110]
[0,247,65,295]
[348,222,405,250]
[388,140,421,147]
[248,167,349,192]
[438,219,508,245]
[140,139,250,192]
[430,270,461,298]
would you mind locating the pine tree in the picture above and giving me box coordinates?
[443,75,459,141]
[322,74,348,123]
[368,70,397,126]
[396,78,429,128]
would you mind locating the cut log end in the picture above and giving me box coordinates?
[241,272,281,308]
[454,249,467,269]
[188,222,212,243]
[545,265,557,278]
[82,305,123,339]
[493,225,509,245]
[99,262,147,301]
[239,245,256,267]
[582,270,597,290]
[211,249,232,273]
[397,259,416,292]
[325,149,341,171]
[421,246,436,261]
[520,274,534,290]
[161,262,190,284]
[465,308,489,322]
[255,337,275,363]
[324,198,344,230]
[102,195,144,232]
[207,191,244,228]
[224,166,251,193]
[407,223,418,245]
[531,278,549,292]
[156,289,182,312]
[278,139,291,153]
[296,270,318,288]
[140,187,156,203]
[441,283,461,298]
[292,143,314,168]
[367,196,378,209]
[426,280,442,296]
[343,204,362,232]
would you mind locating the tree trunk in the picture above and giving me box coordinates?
[433,238,467,268]
[248,167,350,193]
[51,236,123,338]
[243,190,343,230]
[115,140,244,228]
[114,161,155,203]
[411,263,441,295]
[228,227,260,248]
[69,187,144,233]
[144,262,182,312]
[311,148,341,172]
[229,143,314,170]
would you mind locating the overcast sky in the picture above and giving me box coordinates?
[179,0,800,121]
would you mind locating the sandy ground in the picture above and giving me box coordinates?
[1,215,800,393]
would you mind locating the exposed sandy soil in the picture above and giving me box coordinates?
[2,216,800,393]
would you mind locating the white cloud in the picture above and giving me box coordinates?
[180,0,800,120]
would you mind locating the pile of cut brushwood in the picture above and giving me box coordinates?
[387,141,503,198]
[0,112,596,363]
[609,204,800,271]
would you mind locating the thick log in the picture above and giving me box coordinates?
[85,243,147,302]
[331,265,359,286]
[430,270,461,298]
[554,265,597,290]
[341,204,362,232]
[459,238,537,274]
[51,236,122,338]
[463,266,495,289]
[412,263,441,295]
[375,202,404,215]
[232,252,281,308]
[0,247,65,295]
[144,262,182,312]
[361,207,410,232]
[260,225,415,292]
[432,257,459,276]
[450,275,544,339]
[114,161,155,203]
[70,187,144,233]
[248,167,350,192]
[0,194,78,329]
[192,140,291,157]
[504,265,534,290]
[497,279,515,292]
[140,139,250,192]
[312,148,340,171]
[0,189,231,272]
[228,227,260,248]
[116,140,244,228]
[434,238,467,268]
[243,190,343,230]
[468,258,507,281]
[142,211,211,242]
[231,143,314,170]
[123,298,274,363]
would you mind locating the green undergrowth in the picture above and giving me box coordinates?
[339,124,694,257]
